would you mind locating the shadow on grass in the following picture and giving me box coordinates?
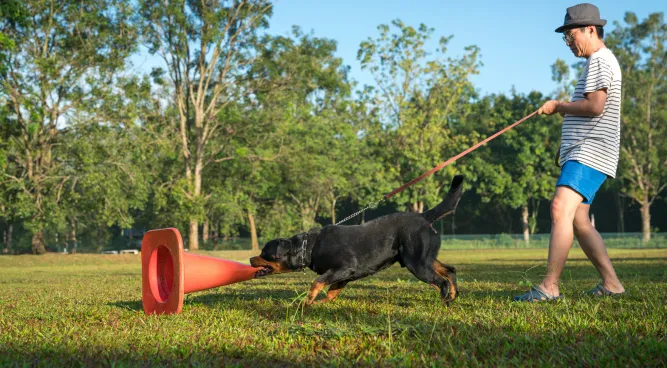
[110,300,143,312]
[107,257,665,315]
[0,345,305,367]
[86,297,667,367]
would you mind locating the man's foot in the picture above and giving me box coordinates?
[585,282,626,297]
[514,286,564,302]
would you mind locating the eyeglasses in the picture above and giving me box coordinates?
[562,29,580,45]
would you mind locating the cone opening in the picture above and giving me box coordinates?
[148,244,174,303]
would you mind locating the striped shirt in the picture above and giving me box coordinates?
[559,47,622,178]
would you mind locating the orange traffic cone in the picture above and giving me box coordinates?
[141,228,262,315]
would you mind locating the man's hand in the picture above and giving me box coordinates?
[538,100,560,115]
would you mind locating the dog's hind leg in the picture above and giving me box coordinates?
[432,260,458,300]
[405,261,456,305]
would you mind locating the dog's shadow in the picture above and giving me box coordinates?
[110,300,143,312]
[108,287,310,313]
[108,285,415,315]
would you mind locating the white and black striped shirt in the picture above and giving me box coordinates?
[559,48,622,178]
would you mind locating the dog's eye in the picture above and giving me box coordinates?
[262,253,279,262]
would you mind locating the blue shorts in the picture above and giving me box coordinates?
[556,161,607,204]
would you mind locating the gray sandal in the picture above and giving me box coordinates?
[514,286,563,302]
[585,282,625,297]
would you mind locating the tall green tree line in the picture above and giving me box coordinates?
[1,2,664,253]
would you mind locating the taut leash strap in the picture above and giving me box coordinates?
[384,111,538,199]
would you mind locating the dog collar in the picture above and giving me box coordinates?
[294,228,319,273]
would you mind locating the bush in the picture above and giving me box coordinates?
[496,233,515,247]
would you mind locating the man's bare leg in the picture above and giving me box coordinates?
[573,204,625,293]
[538,186,583,297]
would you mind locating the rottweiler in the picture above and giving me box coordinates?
[250,175,464,305]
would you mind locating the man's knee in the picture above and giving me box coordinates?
[550,195,577,223]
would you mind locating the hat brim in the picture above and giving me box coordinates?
[555,19,607,33]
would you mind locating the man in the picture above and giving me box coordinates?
[514,3,625,301]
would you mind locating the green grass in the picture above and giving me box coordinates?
[192,233,667,251]
[1,249,665,367]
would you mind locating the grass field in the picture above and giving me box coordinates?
[1,248,665,367]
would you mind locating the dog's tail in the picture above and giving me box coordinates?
[421,175,464,223]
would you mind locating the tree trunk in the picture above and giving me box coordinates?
[188,220,199,251]
[529,199,540,235]
[3,224,12,253]
[32,232,46,255]
[70,220,77,254]
[331,198,337,225]
[220,222,228,241]
[412,201,425,213]
[521,205,530,244]
[529,211,538,234]
[640,198,651,243]
[188,164,202,251]
[614,190,625,233]
[248,212,259,252]
[211,223,218,243]
[202,219,209,243]
[300,198,319,230]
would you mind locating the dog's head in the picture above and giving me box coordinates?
[250,233,307,277]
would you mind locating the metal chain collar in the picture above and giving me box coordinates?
[335,198,384,226]
[300,239,307,274]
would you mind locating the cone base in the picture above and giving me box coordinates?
[141,228,185,315]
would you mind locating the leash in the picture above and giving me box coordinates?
[336,110,538,225]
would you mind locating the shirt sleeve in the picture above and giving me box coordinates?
[584,56,613,94]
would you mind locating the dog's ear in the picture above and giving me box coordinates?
[278,238,294,256]
[261,238,291,260]
[288,232,307,248]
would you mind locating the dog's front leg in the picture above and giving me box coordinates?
[306,281,326,305]
[306,269,355,305]
[312,281,349,305]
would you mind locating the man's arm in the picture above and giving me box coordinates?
[537,89,607,116]
[558,88,607,116]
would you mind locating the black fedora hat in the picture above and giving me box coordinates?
[555,3,607,33]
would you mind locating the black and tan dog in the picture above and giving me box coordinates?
[250,175,464,305]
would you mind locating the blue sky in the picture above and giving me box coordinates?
[131,1,665,97]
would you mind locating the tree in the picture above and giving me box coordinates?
[138,0,272,250]
[551,59,576,101]
[0,0,137,253]
[358,20,481,214]
[234,28,361,245]
[607,12,666,242]
[0,97,16,252]
[477,92,560,242]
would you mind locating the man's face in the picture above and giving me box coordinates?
[563,26,592,58]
